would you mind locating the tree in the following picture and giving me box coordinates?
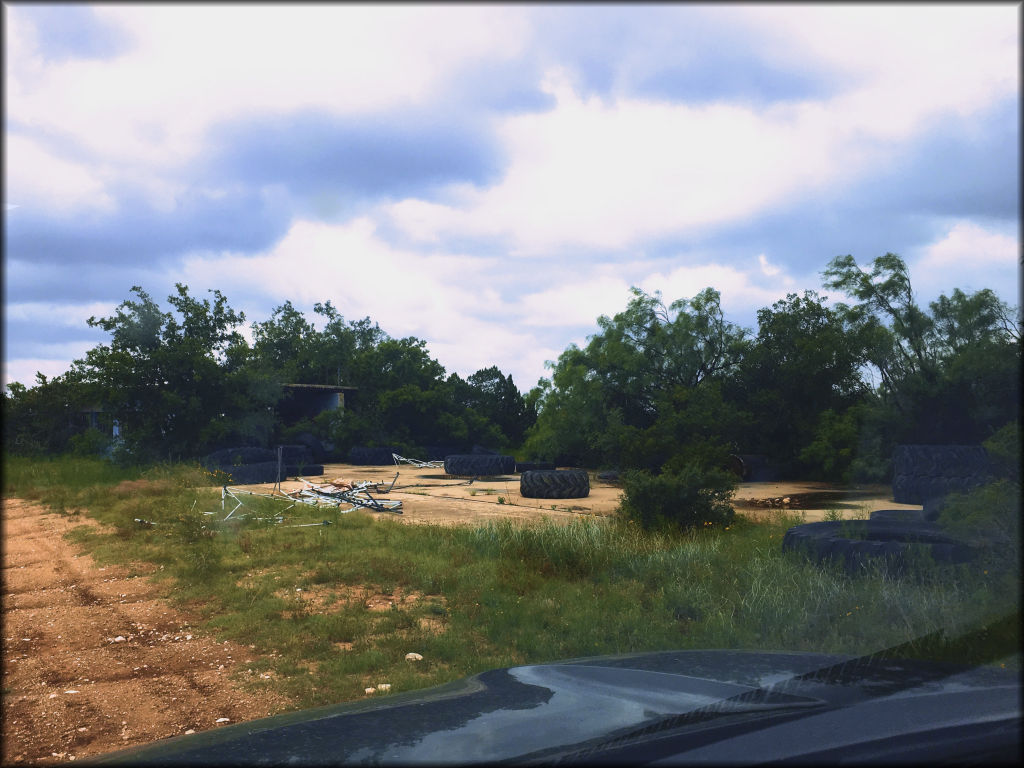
[822,253,1021,450]
[726,290,872,478]
[77,285,276,461]
[524,287,749,469]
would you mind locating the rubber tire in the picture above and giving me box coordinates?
[891,445,993,504]
[520,469,590,499]
[444,454,516,476]
[782,519,978,574]
[869,509,927,523]
[516,462,556,472]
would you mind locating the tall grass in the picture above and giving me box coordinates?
[4,456,1018,711]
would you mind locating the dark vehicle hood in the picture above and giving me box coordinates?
[88,647,1021,765]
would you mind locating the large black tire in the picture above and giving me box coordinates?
[204,446,276,467]
[869,509,927,523]
[516,462,556,472]
[891,445,993,504]
[782,519,977,574]
[520,469,590,499]
[347,446,398,465]
[444,454,516,476]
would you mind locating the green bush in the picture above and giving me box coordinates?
[618,463,736,531]
[68,427,112,457]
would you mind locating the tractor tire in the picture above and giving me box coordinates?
[520,469,590,499]
[782,519,978,574]
[891,445,993,504]
[443,454,516,476]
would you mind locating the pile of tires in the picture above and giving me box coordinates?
[443,454,516,476]
[204,447,282,485]
[203,446,323,484]
[348,446,399,466]
[891,445,993,505]
[782,519,978,575]
[520,469,590,499]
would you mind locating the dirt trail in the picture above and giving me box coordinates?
[1,498,293,764]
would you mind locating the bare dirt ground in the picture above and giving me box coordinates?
[1,498,293,765]
[2,469,917,763]
[233,464,918,525]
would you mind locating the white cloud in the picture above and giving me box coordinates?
[910,220,1021,304]
[4,301,117,326]
[638,262,795,320]
[6,5,529,170]
[5,134,116,214]
[517,275,633,327]
[758,254,781,277]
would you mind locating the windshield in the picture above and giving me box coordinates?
[2,3,1019,765]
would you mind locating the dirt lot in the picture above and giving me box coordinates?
[2,469,917,763]
[1,498,293,764]
[234,463,919,525]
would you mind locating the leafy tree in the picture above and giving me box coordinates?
[727,290,871,478]
[2,372,97,456]
[76,285,276,461]
[823,253,1020,449]
[524,287,749,469]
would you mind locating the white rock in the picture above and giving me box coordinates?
[405,652,423,661]
[64,690,80,694]
[365,687,376,694]
[184,729,195,735]
[215,717,230,723]
[377,683,391,692]
[113,636,126,643]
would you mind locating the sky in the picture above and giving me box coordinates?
[3,3,1020,394]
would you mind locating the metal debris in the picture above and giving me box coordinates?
[392,453,444,469]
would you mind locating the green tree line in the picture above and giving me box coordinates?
[4,253,1020,482]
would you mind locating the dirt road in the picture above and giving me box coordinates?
[1,499,293,764]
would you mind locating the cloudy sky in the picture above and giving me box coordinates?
[4,3,1020,393]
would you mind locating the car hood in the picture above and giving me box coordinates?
[88,647,1020,765]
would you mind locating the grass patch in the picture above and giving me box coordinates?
[5,455,1019,710]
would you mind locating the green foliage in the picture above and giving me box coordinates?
[7,456,1019,710]
[728,291,871,478]
[618,464,737,532]
[983,421,1021,482]
[524,287,748,468]
[68,427,112,457]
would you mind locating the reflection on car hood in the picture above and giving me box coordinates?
[88,648,1020,765]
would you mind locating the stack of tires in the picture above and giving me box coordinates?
[203,446,323,485]
[443,454,516,476]
[891,445,993,506]
[782,519,978,575]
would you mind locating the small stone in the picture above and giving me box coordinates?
[377,683,391,692]
[78,727,87,732]
[405,652,423,661]
[64,690,80,694]
[113,636,126,643]
[49,693,58,699]
[365,687,376,695]
[184,729,195,735]
[216,717,230,723]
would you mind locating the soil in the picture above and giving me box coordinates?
[1,498,293,765]
[233,464,919,525]
[2,468,917,763]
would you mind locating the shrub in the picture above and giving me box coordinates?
[618,463,736,531]
[68,427,112,457]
